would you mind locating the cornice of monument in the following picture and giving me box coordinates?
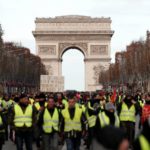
[84,58,111,62]
[32,30,114,36]
[35,15,112,23]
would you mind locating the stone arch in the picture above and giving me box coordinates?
[60,46,86,59]
[33,15,114,92]
[58,42,88,59]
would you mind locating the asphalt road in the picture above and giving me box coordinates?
[3,139,86,150]
[3,116,141,150]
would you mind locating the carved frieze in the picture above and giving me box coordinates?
[90,45,108,55]
[45,65,53,75]
[59,42,88,56]
[93,65,105,84]
[39,45,56,55]
[36,35,111,41]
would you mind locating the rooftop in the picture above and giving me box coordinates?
[35,15,111,23]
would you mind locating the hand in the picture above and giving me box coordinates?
[131,100,136,104]
[39,106,44,111]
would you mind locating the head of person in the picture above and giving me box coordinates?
[11,94,15,101]
[14,96,19,103]
[118,138,129,150]
[99,95,105,106]
[39,93,46,102]
[75,93,81,101]
[19,94,29,106]
[57,92,63,100]
[47,97,55,109]
[94,125,129,150]
[145,93,150,101]
[124,94,132,103]
[105,102,115,113]
[34,95,40,102]
[67,93,76,109]
[3,94,10,101]
[136,90,142,96]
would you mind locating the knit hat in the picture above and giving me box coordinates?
[105,102,115,111]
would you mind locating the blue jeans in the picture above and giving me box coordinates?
[42,132,59,150]
[15,131,33,150]
[66,137,81,150]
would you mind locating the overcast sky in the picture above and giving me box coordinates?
[0,0,150,91]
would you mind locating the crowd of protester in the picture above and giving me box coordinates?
[0,90,150,150]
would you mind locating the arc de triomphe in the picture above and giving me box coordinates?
[33,15,114,92]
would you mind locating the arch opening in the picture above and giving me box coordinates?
[62,48,85,91]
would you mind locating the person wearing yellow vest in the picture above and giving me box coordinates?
[61,92,86,150]
[3,94,15,110]
[74,93,86,113]
[86,93,102,149]
[55,92,67,108]
[133,117,150,150]
[97,102,120,128]
[89,102,120,150]
[134,92,145,108]
[33,93,47,150]
[0,97,7,113]
[29,97,34,105]
[9,94,36,150]
[38,96,60,150]
[34,93,47,111]
[116,92,125,106]
[117,94,140,148]
[3,94,15,140]
[0,105,6,150]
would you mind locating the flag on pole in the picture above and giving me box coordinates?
[111,88,117,103]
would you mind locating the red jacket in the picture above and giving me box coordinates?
[141,104,150,124]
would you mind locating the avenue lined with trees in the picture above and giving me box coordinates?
[0,25,47,93]
[99,31,150,93]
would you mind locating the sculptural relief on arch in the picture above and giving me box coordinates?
[32,15,114,92]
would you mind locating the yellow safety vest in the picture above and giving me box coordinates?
[29,98,34,105]
[62,99,68,108]
[81,104,86,113]
[118,95,122,103]
[0,115,3,125]
[43,108,59,133]
[138,100,144,108]
[75,103,86,113]
[61,106,82,132]
[0,115,5,133]
[14,104,33,127]
[34,102,47,111]
[6,99,15,108]
[0,99,7,109]
[86,102,97,128]
[99,111,110,128]
[98,112,120,128]
[139,135,150,150]
[119,103,136,122]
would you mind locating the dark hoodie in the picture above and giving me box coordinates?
[93,125,128,150]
